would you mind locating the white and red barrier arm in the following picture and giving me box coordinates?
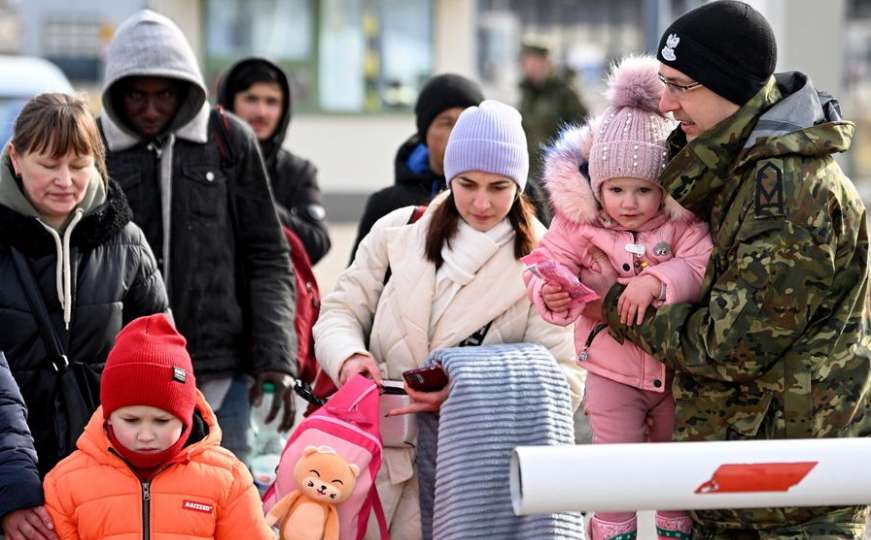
[510,438,871,515]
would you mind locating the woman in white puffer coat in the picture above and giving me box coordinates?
[314,100,584,540]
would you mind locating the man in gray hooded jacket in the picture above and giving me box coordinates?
[99,10,297,463]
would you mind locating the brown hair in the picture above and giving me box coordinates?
[11,93,107,179]
[424,191,537,267]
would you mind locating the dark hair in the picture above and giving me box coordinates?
[11,93,107,179]
[232,62,282,92]
[424,191,536,267]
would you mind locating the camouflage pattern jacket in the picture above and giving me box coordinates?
[603,73,871,529]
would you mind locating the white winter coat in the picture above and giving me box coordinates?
[314,195,583,538]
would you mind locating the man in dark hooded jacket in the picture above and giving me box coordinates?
[99,10,297,464]
[218,58,331,265]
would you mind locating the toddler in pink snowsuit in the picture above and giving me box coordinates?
[525,56,713,540]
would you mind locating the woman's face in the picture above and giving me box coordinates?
[8,144,93,226]
[450,171,518,232]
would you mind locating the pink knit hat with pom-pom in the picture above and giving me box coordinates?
[587,56,676,199]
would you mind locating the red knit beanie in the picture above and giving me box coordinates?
[101,314,197,426]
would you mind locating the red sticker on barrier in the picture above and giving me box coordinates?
[695,462,817,494]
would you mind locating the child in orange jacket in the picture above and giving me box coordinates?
[43,314,274,540]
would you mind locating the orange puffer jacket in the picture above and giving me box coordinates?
[43,393,273,540]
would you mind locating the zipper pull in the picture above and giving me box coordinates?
[143,481,151,502]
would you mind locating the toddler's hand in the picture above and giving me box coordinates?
[617,274,662,326]
[541,283,571,314]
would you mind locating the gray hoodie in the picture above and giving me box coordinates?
[101,9,209,148]
[99,9,209,286]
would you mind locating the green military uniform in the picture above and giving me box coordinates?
[604,73,871,538]
[519,75,588,182]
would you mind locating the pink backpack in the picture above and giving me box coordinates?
[262,375,390,540]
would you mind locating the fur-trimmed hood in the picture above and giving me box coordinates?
[542,123,694,228]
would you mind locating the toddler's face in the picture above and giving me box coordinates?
[600,177,663,229]
[108,405,184,453]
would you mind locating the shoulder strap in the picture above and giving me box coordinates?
[10,247,69,371]
[212,106,236,169]
[383,205,426,285]
[368,484,391,540]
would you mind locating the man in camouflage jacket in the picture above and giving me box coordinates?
[585,2,871,538]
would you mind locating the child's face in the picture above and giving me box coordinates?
[600,177,663,229]
[108,406,184,453]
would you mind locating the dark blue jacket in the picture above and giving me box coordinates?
[0,351,42,520]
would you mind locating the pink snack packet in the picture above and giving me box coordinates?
[521,253,600,303]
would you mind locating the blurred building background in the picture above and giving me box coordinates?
[1,0,869,220]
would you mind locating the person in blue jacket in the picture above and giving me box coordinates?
[0,352,57,540]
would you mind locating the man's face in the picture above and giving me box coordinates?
[519,53,551,84]
[425,107,464,176]
[232,81,284,141]
[657,64,739,142]
[121,77,182,139]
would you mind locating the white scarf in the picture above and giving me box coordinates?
[430,219,514,332]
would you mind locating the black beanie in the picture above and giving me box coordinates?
[656,0,777,106]
[414,74,484,140]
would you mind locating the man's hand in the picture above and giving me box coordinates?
[386,383,450,416]
[2,506,58,540]
[338,353,383,386]
[579,265,618,301]
[618,274,662,326]
[249,371,296,432]
[581,247,619,297]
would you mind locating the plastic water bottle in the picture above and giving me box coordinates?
[250,382,287,493]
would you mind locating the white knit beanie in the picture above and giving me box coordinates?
[443,99,529,190]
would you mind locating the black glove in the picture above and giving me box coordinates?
[249,370,296,432]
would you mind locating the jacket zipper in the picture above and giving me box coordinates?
[142,480,151,540]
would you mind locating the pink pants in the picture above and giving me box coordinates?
[583,372,688,531]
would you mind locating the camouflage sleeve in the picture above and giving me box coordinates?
[603,219,836,383]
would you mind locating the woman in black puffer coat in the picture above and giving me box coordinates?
[0,94,168,480]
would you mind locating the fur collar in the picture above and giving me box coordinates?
[0,180,133,257]
[543,124,694,226]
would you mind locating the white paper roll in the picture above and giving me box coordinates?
[510,438,871,515]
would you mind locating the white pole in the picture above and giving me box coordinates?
[510,438,871,515]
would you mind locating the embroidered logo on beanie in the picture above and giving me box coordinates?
[655,0,777,105]
[661,34,680,62]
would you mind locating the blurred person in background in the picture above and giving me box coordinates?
[349,73,484,263]
[99,10,297,465]
[518,42,588,192]
[218,57,331,265]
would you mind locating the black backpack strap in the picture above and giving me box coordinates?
[10,247,69,372]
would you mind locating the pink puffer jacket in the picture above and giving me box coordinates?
[525,125,713,392]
